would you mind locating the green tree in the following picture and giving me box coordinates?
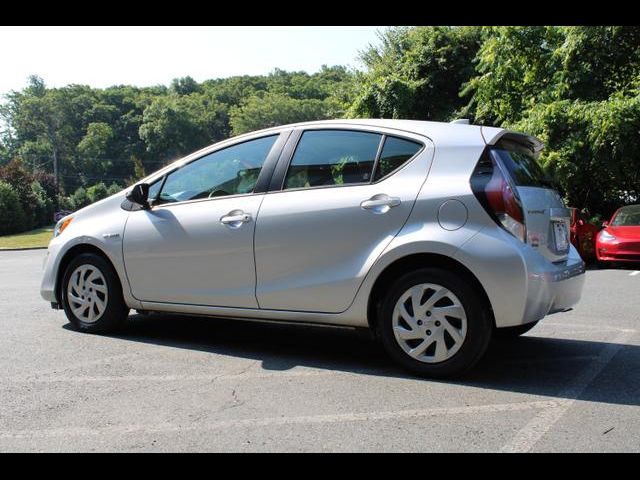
[514,95,640,216]
[170,76,201,95]
[77,122,114,181]
[557,26,640,101]
[348,26,482,120]
[139,93,228,161]
[230,93,329,135]
[461,26,564,124]
[31,180,54,225]
[0,181,28,235]
[131,155,146,181]
[0,158,38,229]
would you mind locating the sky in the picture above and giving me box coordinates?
[0,26,387,95]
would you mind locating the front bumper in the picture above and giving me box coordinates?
[40,240,62,303]
[596,240,640,262]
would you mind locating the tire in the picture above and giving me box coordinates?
[494,321,538,339]
[598,260,617,269]
[61,253,129,333]
[377,268,493,378]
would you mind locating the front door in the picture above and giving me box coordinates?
[123,134,280,307]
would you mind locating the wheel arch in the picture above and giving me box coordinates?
[55,244,122,307]
[366,252,495,334]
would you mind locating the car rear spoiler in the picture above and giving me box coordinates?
[481,126,544,156]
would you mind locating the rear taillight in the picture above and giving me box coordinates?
[471,150,526,242]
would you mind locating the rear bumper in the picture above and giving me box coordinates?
[455,228,586,328]
[521,251,586,323]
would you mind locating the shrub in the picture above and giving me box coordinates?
[32,171,59,210]
[31,180,54,226]
[70,187,88,210]
[86,182,108,204]
[0,181,28,235]
[0,158,38,230]
[57,193,75,212]
[107,182,123,196]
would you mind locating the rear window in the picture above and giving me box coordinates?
[373,137,422,181]
[490,142,554,189]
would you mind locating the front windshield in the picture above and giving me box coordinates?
[611,206,640,226]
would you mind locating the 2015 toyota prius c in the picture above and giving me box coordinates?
[41,119,586,377]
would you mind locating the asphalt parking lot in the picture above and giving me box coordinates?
[1,250,639,452]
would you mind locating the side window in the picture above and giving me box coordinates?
[284,130,382,189]
[147,179,163,204]
[157,135,277,204]
[373,136,422,181]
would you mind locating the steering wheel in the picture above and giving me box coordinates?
[208,189,230,198]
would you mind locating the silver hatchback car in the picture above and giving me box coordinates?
[41,119,585,377]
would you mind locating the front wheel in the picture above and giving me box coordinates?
[62,253,129,333]
[377,268,493,378]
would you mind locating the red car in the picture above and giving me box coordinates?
[569,207,599,262]
[596,204,640,264]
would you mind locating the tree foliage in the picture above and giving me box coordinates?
[352,26,640,217]
[0,181,28,235]
[230,93,329,135]
[348,26,482,120]
[1,68,351,195]
[0,159,57,232]
[1,27,640,235]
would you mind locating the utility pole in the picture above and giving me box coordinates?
[52,148,58,187]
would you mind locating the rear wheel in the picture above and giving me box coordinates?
[377,268,493,378]
[494,321,538,339]
[62,253,129,333]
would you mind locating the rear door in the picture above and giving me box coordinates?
[254,127,433,313]
[490,139,570,262]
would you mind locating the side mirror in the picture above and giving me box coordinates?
[126,183,150,210]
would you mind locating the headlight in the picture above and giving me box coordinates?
[599,230,616,242]
[53,216,74,238]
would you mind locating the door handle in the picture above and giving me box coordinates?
[220,211,252,227]
[361,195,401,213]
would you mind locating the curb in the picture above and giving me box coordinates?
[0,247,48,252]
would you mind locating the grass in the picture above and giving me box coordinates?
[0,225,54,250]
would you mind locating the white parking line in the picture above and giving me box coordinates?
[500,329,634,453]
[630,271,639,276]
[0,399,564,440]
[1,368,337,384]
[543,321,635,333]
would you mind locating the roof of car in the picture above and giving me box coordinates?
[261,119,492,145]
[617,204,640,212]
[245,119,541,152]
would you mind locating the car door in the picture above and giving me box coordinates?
[254,127,434,313]
[123,133,286,307]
